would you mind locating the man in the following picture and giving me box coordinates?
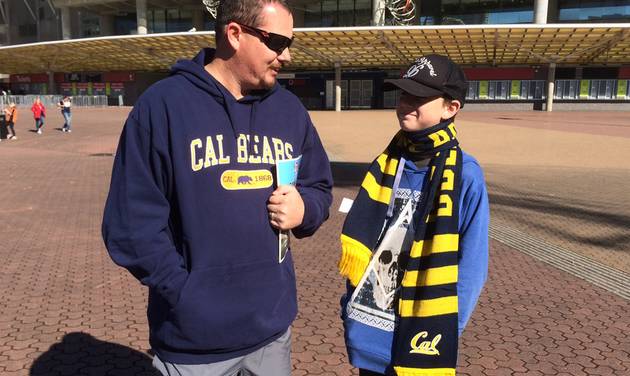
[102,1,333,375]
[338,55,489,375]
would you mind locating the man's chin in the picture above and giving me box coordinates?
[261,77,277,90]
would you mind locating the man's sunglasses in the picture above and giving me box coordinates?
[235,22,293,55]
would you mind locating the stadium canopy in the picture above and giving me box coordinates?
[1,24,629,74]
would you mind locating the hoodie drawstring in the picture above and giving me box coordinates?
[248,101,258,157]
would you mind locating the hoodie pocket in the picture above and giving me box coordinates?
[166,259,296,352]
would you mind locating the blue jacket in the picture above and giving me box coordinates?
[102,48,333,364]
[342,152,489,373]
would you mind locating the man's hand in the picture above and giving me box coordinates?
[267,185,305,231]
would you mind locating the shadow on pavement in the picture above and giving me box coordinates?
[331,162,630,251]
[489,188,630,251]
[30,332,159,376]
[331,161,369,187]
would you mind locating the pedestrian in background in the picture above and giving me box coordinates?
[31,97,46,135]
[4,102,18,140]
[58,96,72,133]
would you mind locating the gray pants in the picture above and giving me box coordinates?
[152,328,291,376]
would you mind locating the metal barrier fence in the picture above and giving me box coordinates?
[0,95,109,109]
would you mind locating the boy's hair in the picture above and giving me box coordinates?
[215,0,291,44]
[442,97,460,119]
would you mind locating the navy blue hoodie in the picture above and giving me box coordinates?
[102,49,333,364]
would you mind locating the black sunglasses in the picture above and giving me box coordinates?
[235,22,293,55]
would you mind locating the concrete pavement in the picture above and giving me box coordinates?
[0,108,628,375]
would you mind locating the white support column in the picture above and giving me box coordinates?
[60,7,71,39]
[534,0,549,24]
[136,0,148,35]
[546,63,556,112]
[372,0,386,26]
[335,62,342,112]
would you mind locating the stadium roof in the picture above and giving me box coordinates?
[1,24,629,74]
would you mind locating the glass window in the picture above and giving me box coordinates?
[151,9,166,33]
[556,80,564,98]
[523,80,545,99]
[486,80,510,99]
[499,80,509,99]
[589,79,615,99]
[558,1,630,22]
[81,12,100,38]
[355,0,373,26]
[555,79,579,99]
[304,2,322,27]
[487,10,533,23]
[521,80,529,98]
[439,0,533,24]
[322,0,338,27]
[18,24,37,37]
[384,89,400,108]
[115,14,137,35]
[166,9,193,32]
[338,0,355,26]
[180,9,193,30]
[534,81,544,99]
[488,81,496,98]
[569,80,578,98]
[592,79,616,99]
[166,9,180,32]
[325,80,348,109]
[589,80,598,98]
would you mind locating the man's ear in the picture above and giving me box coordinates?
[441,99,461,120]
[224,22,242,51]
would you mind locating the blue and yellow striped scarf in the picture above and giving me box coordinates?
[339,119,462,375]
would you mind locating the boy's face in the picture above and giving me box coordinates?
[396,92,457,132]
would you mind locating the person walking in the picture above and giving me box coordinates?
[58,96,73,133]
[31,97,46,134]
[338,54,489,375]
[4,103,18,140]
[101,1,333,375]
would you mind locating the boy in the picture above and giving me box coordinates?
[338,54,489,376]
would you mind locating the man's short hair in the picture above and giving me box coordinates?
[215,0,291,44]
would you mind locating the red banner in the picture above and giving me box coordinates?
[103,72,135,82]
[10,74,48,83]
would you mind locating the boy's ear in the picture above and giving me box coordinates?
[441,99,461,120]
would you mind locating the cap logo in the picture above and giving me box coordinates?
[403,57,437,79]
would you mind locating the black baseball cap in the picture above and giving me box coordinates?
[383,54,468,107]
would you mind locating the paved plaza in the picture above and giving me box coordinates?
[0,108,628,375]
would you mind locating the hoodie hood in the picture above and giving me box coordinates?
[170,48,278,143]
[170,48,279,105]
